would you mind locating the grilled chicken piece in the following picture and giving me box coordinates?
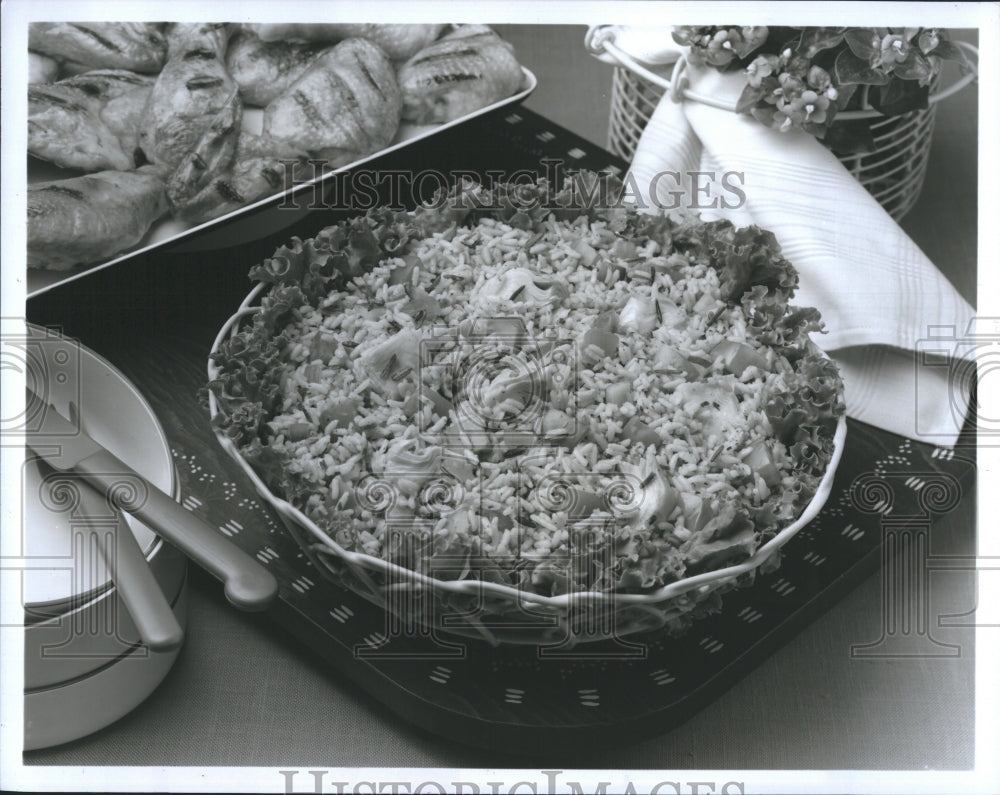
[27,166,169,270]
[226,29,326,106]
[168,130,308,224]
[398,25,523,124]
[161,22,232,58]
[163,91,243,202]
[83,71,158,157]
[139,23,238,170]
[28,22,167,73]
[29,70,155,171]
[61,70,155,158]
[165,91,307,224]
[247,23,444,60]
[262,38,401,166]
[28,52,60,84]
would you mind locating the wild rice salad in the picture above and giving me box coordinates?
[209,173,845,596]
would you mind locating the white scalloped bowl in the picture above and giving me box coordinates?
[208,285,846,647]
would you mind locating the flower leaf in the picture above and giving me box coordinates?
[834,49,891,86]
[736,83,768,113]
[844,28,879,59]
[929,39,972,72]
[801,120,829,138]
[834,82,859,110]
[798,27,846,58]
[822,119,876,154]
[892,51,935,85]
[870,79,930,116]
[750,105,781,129]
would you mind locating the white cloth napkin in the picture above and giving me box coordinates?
[626,59,976,447]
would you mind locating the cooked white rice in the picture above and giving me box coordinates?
[212,180,843,596]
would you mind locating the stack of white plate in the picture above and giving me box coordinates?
[19,326,187,750]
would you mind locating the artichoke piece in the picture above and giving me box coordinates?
[744,440,781,488]
[622,416,660,447]
[712,339,772,377]
[652,346,706,380]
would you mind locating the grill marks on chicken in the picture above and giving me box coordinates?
[262,38,401,167]
[163,90,242,202]
[398,26,523,124]
[29,184,87,203]
[290,90,327,126]
[166,97,308,224]
[406,47,481,68]
[28,23,168,73]
[246,23,445,60]
[226,30,326,106]
[28,166,169,270]
[168,134,307,223]
[139,23,238,170]
[72,70,156,162]
[29,70,155,171]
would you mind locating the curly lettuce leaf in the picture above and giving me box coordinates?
[741,286,827,361]
[766,349,845,445]
[713,224,799,301]
[249,219,383,302]
[666,217,799,302]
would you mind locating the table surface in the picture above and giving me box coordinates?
[19,24,982,777]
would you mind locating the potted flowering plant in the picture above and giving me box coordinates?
[671,26,972,153]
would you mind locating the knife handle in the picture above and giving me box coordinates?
[95,515,185,652]
[75,453,279,611]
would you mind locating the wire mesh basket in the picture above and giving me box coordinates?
[590,27,978,222]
